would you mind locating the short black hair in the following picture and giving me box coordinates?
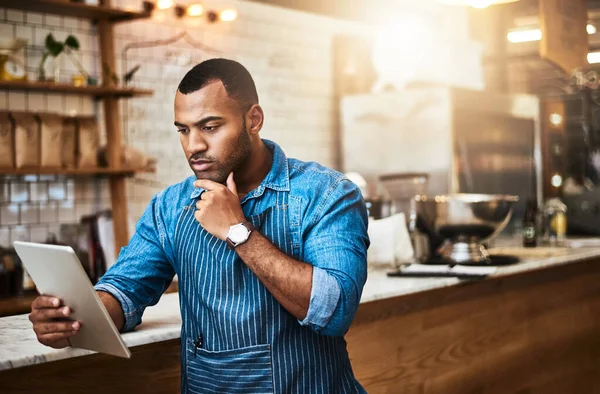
[178,58,259,108]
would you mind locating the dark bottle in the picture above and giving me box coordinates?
[0,251,10,298]
[10,249,24,297]
[523,199,538,248]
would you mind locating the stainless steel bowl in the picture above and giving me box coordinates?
[413,194,519,264]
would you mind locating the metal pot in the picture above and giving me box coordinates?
[413,193,519,264]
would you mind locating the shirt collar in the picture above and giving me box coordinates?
[189,139,290,200]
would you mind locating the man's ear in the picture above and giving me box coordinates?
[245,104,264,135]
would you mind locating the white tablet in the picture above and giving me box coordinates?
[13,241,131,358]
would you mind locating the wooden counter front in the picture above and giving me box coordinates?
[0,339,181,393]
[346,257,600,394]
[2,256,600,393]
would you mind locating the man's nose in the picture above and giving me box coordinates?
[188,130,208,153]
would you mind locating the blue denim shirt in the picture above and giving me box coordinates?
[95,139,370,392]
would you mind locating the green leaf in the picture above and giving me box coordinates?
[45,33,56,50]
[65,35,80,51]
[48,42,64,57]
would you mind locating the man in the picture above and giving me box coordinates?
[29,58,370,393]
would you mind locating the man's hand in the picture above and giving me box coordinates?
[29,295,80,349]
[194,172,246,240]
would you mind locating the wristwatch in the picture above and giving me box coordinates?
[226,221,256,249]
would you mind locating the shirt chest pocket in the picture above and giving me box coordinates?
[248,203,300,258]
[186,339,274,393]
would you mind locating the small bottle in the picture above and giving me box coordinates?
[543,197,568,246]
[522,199,538,248]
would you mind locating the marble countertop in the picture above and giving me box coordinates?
[2,245,600,372]
[360,245,600,303]
[0,293,181,371]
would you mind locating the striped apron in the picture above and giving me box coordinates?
[174,188,365,393]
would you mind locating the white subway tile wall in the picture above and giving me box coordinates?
[0,183,8,203]
[0,203,19,226]
[39,201,58,224]
[30,225,49,243]
[0,176,110,245]
[0,0,372,247]
[20,203,40,225]
[11,226,30,244]
[0,228,9,247]
[29,182,49,203]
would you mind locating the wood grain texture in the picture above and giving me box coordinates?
[347,259,600,394]
[0,293,36,318]
[0,167,153,176]
[0,0,151,22]
[0,80,152,97]
[108,177,128,257]
[0,339,181,394]
[98,6,130,254]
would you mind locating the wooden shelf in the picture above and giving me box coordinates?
[0,292,37,318]
[0,80,153,98]
[0,167,155,177]
[1,0,152,23]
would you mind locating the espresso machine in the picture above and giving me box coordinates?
[341,86,541,237]
[557,88,600,235]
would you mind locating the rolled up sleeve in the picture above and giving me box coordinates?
[94,282,140,332]
[95,194,175,332]
[299,267,341,329]
[299,179,369,337]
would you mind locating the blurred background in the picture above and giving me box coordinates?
[0,0,596,311]
[5,3,600,394]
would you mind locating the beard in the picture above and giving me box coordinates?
[190,120,252,184]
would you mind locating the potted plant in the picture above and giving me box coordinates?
[39,33,89,84]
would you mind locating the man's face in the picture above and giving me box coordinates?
[174,81,252,183]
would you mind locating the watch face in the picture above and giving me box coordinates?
[229,224,249,243]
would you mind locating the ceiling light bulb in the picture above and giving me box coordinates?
[507,29,542,43]
[509,24,596,43]
[588,24,597,34]
[549,113,563,126]
[187,3,204,17]
[156,0,174,10]
[219,8,237,22]
[551,174,563,188]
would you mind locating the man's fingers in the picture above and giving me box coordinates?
[30,296,80,349]
[37,332,76,349]
[194,179,221,191]
[226,172,237,195]
[32,296,61,309]
[199,191,213,201]
[33,307,71,322]
[35,321,81,335]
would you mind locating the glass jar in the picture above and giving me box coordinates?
[543,197,567,246]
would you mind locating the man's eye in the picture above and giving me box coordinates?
[177,129,189,134]
[203,126,218,132]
